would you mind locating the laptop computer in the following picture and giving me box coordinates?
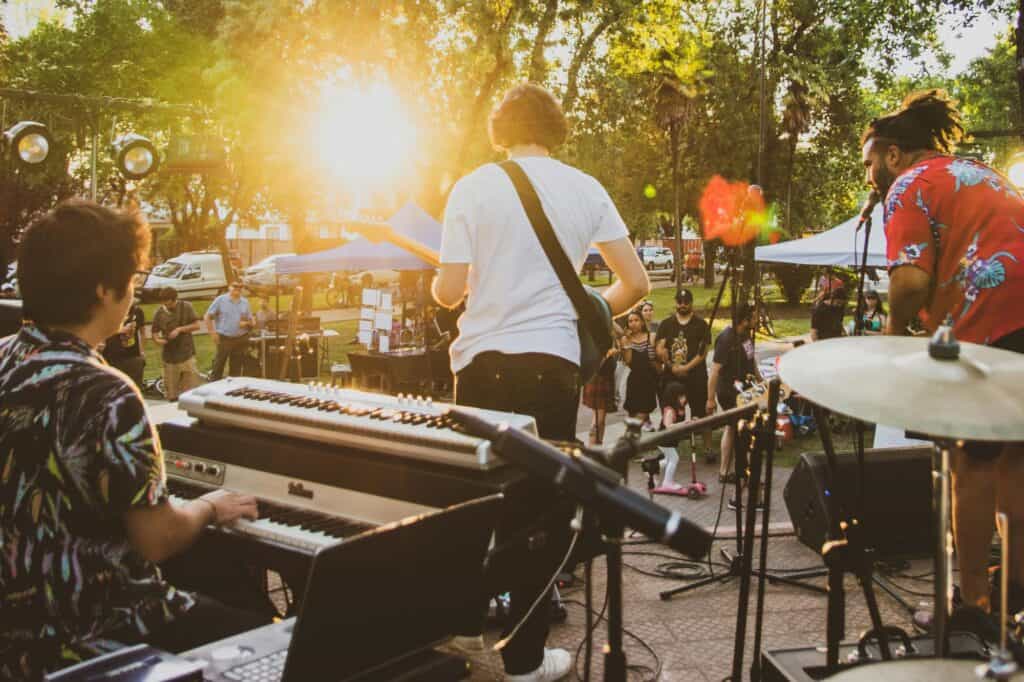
[182,494,502,682]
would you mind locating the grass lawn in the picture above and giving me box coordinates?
[142,318,361,381]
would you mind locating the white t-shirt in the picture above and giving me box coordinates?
[440,156,630,373]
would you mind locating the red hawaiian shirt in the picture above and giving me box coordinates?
[883,155,1024,344]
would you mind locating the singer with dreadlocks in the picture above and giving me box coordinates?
[861,89,1024,627]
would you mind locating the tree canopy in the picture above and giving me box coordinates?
[1,0,1019,271]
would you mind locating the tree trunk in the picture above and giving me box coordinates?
[703,240,715,288]
[671,120,682,293]
[563,12,618,114]
[528,0,559,83]
[452,3,521,176]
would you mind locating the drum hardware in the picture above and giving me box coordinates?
[975,513,1021,681]
[780,323,1024,673]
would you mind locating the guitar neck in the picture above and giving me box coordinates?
[388,233,440,267]
[349,221,441,268]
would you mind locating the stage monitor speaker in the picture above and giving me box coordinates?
[264,336,319,379]
[783,446,933,559]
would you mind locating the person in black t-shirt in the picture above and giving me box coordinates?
[707,303,762,484]
[102,300,146,387]
[810,288,847,341]
[653,289,714,490]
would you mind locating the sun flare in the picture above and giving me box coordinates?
[310,74,419,198]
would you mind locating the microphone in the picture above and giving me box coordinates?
[447,408,713,560]
[856,190,880,231]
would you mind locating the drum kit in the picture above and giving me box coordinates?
[777,323,1024,680]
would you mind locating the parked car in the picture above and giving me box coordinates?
[241,253,299,292]
[637,246,674,270]
[141,251,229,301]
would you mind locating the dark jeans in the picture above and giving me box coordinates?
[107,593,271,654]
[110,355,145,388]
[211,334,249,380]
[455,351,579,675]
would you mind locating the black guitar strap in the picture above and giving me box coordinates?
[497,160,612,352]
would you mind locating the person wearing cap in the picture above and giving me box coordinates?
[810,287,847,342]
[654,289,714,487]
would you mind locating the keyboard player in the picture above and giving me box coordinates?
[0,201,269,682]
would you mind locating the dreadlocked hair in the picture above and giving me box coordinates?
[861,89,965,153]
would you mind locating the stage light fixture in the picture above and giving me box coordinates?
[112,133,159,179]
[1006,151,1024,190]
[3,121,52,166]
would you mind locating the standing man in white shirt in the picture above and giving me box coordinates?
[205,281,254,380]
[433,83,649,682]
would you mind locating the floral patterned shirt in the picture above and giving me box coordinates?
[884,155,1024,344]
[0,325,193,681]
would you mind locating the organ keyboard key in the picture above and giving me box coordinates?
[168,477,374,552]
[177,378,537,470]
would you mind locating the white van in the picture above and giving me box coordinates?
[143,251,229,300]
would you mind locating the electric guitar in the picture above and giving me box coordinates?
[349,220,440,267]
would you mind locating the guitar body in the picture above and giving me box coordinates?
[578,285,613,384]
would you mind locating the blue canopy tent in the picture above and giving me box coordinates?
[275,202,440,275]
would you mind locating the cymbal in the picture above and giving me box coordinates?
[830,659,1022,681]
[778,336,1024,442]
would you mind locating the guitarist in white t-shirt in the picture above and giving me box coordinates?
[433,83,649,682]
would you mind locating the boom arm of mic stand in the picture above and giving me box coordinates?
[594,402,758,468]
[447,408,713,560]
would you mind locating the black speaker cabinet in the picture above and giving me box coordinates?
[783,447,934,559]
[264,335,319,380]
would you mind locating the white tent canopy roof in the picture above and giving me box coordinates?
[754,204,886,267]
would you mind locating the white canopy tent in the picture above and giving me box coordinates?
[754,204,886,267]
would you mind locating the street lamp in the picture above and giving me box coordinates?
[111,133,159,179]
[3,121,52,167]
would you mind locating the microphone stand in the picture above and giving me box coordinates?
[804,204,899,673]
[447,408,713,682]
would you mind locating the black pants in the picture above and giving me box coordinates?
[211,334,249,380]
[110,355,145,388]
[455,351,579,675]
[106,593,271,654]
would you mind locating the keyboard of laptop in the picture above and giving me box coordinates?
[222,649,287,682]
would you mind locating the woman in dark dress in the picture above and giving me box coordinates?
[621,310,658,420]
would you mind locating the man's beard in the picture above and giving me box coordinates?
[874,167,896,198]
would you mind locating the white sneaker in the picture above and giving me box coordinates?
[504,648,572,681]
[450,634,485,653]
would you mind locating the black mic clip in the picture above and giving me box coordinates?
[855,190,880,232]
